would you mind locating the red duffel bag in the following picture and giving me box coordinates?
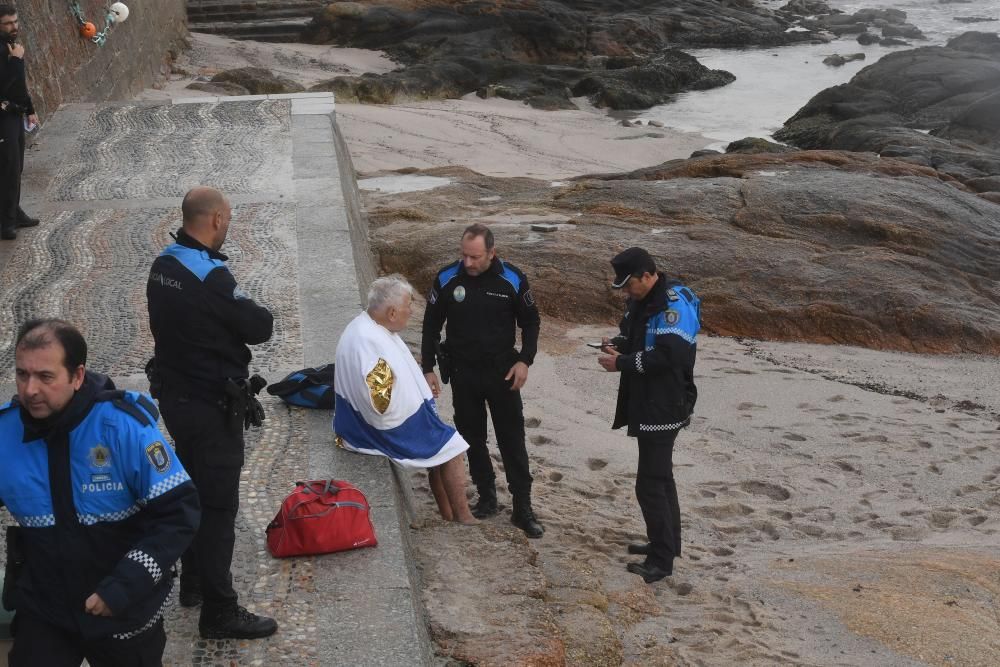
[266,479,377,558]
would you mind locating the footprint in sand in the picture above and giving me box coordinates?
[737,402,766,410]
[739,480,791,501]
[721,367,757,375]
[834,461,858,473]
[586,458,608,471]
[782,433,807,442]
[827,395,847,403]
[548,471,563,482]
[525,417,541,428]
[530,434,552,445]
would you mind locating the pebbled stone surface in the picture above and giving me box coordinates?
[0,95,431,666]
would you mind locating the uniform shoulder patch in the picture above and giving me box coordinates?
[107,394,154,427]
[145,441,171,473]
[665,309,680,325]
[498,261,522,292]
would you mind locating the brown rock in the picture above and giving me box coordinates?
[367,154,1000,354]
[211,67,305,95]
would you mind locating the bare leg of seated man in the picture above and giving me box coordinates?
[436,455,478,524]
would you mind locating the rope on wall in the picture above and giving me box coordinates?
[68,2,130,46]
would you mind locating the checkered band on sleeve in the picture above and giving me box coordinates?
[145,470,191,501]
[126,549,163,584]
[652,327,697,344]
[112,595,169,641]
[634,352,645,374]
[77,505,141,525]
[17,514,56,528]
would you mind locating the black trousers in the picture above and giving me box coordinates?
[450,363,532,498]
[158,386,243,617]
[636,432,682,571]
[8,611,166,667]
[0,112,24,232]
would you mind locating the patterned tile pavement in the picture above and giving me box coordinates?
[0,95,431,665]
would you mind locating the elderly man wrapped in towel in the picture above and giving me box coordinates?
[334,275,478,524]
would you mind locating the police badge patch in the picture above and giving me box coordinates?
[89,444,111,468]
[665,310,680,325]
[454,286,466,303]
[145,442,171,473]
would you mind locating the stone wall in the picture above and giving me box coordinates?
[13,0,188,121]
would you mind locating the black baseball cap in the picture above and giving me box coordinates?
[611,247,656,288]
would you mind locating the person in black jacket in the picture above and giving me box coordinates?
[0,5,39,241]
[1,319,200,666]
[146,186,277,639]
[421,223,544,537]
[598,247,700,583]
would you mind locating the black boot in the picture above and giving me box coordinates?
[0,226,15,240]
[199,605,278,639]
[511,495,544,538]
[472,484,499,519]
[16,208,38,228]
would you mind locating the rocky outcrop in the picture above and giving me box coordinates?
[776,32,1000,190]
[367,151,1000,354]
[302,0,830,108]
[210,67,306,94]
[779,2,925,41]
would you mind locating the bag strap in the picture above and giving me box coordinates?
[296,480,342,496]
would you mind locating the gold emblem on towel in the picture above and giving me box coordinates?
[366,358,394,414]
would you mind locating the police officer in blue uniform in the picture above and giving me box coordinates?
[0,319,199,665]
[421,223,544,538]
[145,186,277,639]
[598,247,700,583]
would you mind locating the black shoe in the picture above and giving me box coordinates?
[15,215,38,228]
[1,227,15,240]
[627,542,652,556]
[199,606,278,639]
[511,497,544,538]
[179,588,203,608]
[472,485,499,519]
[626,560,671,583]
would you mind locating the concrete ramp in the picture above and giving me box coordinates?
[1,93,431,665]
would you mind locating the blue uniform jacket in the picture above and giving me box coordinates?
[612,274,700,436]
[147,228,273,397]
[0,373,200,639]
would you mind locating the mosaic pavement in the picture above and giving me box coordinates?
[0,95,431,665]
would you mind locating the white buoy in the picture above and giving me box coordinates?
[109,2,130,22]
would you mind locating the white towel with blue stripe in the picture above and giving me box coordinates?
[333,312,468,469]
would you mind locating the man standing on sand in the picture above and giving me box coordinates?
[146,186,278,639]
[0,5,40,241]
[598,247,700,583]
[421,223,545,538]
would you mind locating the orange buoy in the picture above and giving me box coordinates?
[80,22,97,39]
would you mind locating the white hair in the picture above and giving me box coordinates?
[366,274,414,313]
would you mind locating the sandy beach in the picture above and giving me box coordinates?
[401,318,1000,666]
[140,32,1000,666]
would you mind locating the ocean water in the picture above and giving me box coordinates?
[643,0,999,148]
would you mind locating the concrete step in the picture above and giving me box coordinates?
[187,0,319,18]
[190,18,311,41]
